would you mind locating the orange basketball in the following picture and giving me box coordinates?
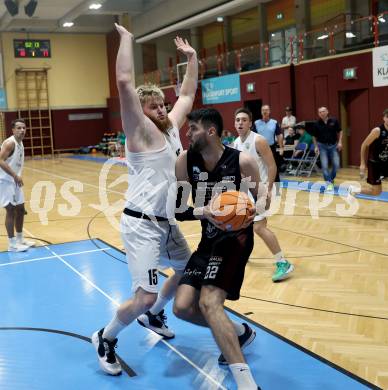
[211,190,253,231]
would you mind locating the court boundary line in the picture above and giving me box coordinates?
[225,306,382,390]
[42,243,228,390]
[0,327,136,377]
[271,225,388,257]
[23,166,125,196]
[97,237,381,390]
[0,247,112,267]
[95,237,386,321]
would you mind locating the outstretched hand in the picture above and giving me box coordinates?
[115,23,133,39]
[174,36,196,58]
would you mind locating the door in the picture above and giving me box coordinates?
[343,89,370,166]
[244,99,262,124]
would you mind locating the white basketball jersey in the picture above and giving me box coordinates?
[233,131,268,183]
[0,136,24,182]
[124,126,182,219]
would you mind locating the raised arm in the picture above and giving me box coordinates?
[115,24,145,147]
[169,37,198,129]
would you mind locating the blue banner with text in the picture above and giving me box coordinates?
[201,73,241,104]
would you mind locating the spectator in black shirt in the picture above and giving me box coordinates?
[284,127,298,158]
[310,107,342,191]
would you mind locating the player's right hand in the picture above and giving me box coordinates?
[14,175,23,187]
[174,36,196,58]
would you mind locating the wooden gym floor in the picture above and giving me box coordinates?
[0,154,387,389]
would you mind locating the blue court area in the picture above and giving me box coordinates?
[281,179,388,202]
[0,239,378,390]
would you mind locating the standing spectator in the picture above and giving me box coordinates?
[281,106,296,138]
[254,104,284,183]
[309,107,342,191]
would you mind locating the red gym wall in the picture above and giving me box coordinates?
[50,108,109,150]
[158,50,388,163]
[4,108,109,151]
[294,51,388,165]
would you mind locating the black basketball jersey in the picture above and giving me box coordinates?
[187,146,244,244]
[369,124,388,163]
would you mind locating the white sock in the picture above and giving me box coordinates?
[102,313,127,341]
[274,251,287,262]
[149,293,170,315]
[16,232,23,241]
[229,363,257,389]
[9,237,16,245]
[232,321,245,337]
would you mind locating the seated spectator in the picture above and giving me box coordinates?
[117,131,126,158]
[283,127,299,158]
[293,124,313,158]
[100,131,118,156]
[221,130,236,146]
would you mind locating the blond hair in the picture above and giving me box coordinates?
[136,84,165,105]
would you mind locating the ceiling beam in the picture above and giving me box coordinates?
[135,0,271,43]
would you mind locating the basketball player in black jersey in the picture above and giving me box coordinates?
[357,109,388,196]
[174,108,263,390]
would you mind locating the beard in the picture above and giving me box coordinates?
[148,115,173,133]
[189,138,205,153]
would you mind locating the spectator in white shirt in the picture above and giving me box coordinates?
[281,107,296,138]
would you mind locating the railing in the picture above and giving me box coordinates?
[139,11,388,87]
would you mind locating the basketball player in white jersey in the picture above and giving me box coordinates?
[0,119,35,252]
[92,24,197,375]
[232,108,294,282]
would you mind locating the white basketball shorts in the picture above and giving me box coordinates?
[120,213,191,294]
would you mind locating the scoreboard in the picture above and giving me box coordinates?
[14,39,51,58]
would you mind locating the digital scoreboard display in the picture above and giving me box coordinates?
[14,39,51,58]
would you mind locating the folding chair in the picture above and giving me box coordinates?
[297,143,320,177]
[283,142,308,176]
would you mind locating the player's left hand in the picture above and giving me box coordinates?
[337,142,342,151]
[201,204,226,229]
[174,37,196,58]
